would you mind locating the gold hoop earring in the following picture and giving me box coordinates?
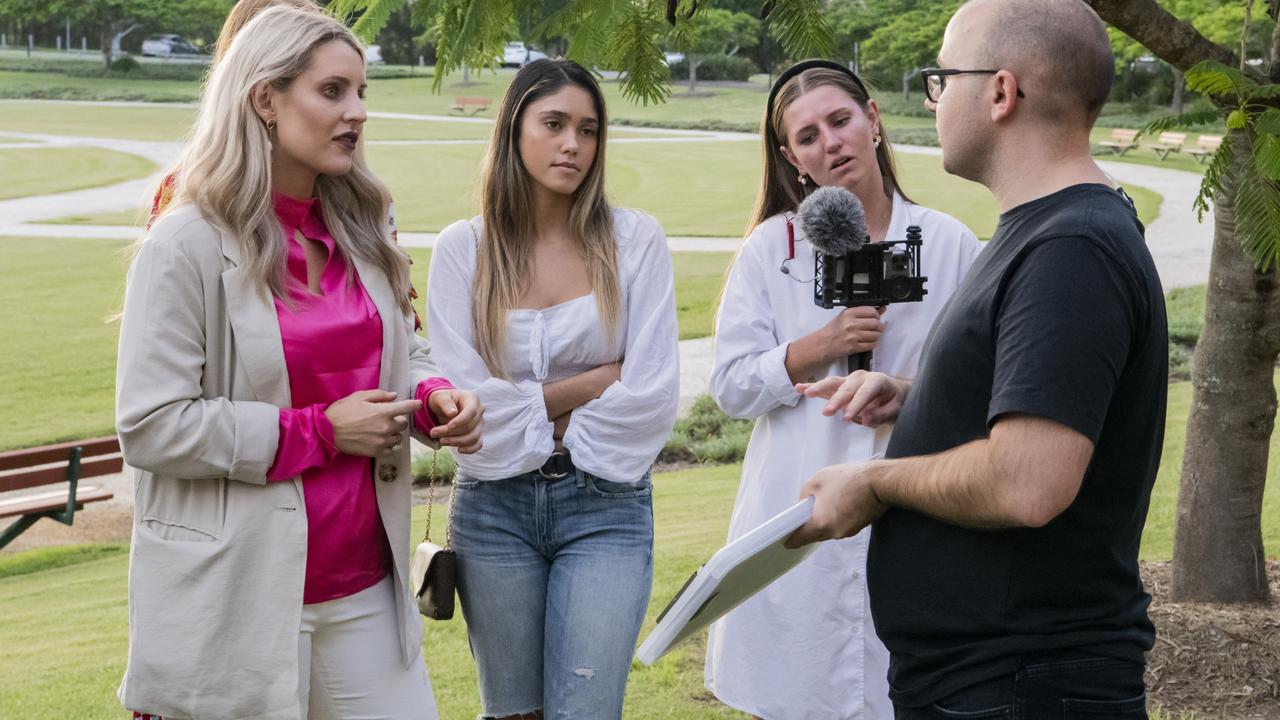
[266,118,277,132]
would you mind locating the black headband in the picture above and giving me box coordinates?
[765,59,871,138]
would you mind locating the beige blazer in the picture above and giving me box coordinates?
[114,204,440,719]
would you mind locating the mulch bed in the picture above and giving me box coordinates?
[1144,561,1280,719]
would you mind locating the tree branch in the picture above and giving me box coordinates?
[1086,0,1255,79]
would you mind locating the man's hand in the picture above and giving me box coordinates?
[785,461,889,548]
[797,371,908,426]
[427,389,484,454]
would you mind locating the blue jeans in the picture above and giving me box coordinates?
[893,651,1147,720]
[451,467,654,719]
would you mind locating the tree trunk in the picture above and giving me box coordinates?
[689,57,700,93]
[1170,67,1184,113]
[100,28,111,70]
[1171,131,1280,603]
[1088,0,1278,606]
[902,69,910,101]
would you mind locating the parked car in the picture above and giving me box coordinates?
[501,41,548,67]
[140,34,200,57]
[662,51,686,66]
[365,44,384,65]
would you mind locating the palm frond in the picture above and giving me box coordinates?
[766,0,834,59]
[1194,132,1234,222]
[1252,133,1280,180]
[1241,83,1280,100]
[608,1,670,106]
[1141,108,1223,136]
[349,0,403,43]
[1185,59,1256,98]
[1254,108,1280,135]
[1233,160,1280,272]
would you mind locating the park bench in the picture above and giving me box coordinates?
[1099,128,1140,155]
[1146,131,1187,160]
[1187,134,1223,163]
[450,96,492,116]
[0,436,119,550]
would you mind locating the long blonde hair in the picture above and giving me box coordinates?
[473,59,620,378]
[213,0,322,62]
[749,66,910,233]
[169,6,411,314]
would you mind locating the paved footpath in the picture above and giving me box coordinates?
[0,115,1215,412]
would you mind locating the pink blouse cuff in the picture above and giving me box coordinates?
[414,378,456,434]
[266,403,340,481]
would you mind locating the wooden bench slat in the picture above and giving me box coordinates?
[0,485,113,519]
[0,436,120,472]
[0,454,123,493]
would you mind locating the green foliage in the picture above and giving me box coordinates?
[108,54,139,73]
[607,1,671,106]
[763,0,833,59]
[411,447,457,483]
[1147,60,1280,270]
[861,1,961,80]
[660,395,753,465]
[668,6,760,58]
[668,53,756,82]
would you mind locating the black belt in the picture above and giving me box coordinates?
[537,451,574,479]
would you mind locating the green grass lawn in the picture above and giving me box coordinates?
[0,398,1276,716]
[367,141,1158,239]
[34,208,149,226]
[0,464,750,719]
[0,99,195,140]
[0,238,729,452]
[0,238,128,451]
[0,146,155,200]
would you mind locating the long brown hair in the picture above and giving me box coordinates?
[748,67,911,233]
[473,59,620,378]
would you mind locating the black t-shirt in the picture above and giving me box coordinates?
[869,184,1168,706]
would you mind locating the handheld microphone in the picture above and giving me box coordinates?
[798,186,869,257]
[798,187,875,375]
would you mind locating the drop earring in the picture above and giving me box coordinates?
[873,130,882,148]
[798,173,808,186]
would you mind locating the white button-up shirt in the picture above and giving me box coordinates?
[705,194,982,719]
[426,208,680,483]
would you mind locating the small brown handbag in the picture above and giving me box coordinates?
[410,452,458,621]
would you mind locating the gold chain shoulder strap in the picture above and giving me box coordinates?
[421,449,459,550]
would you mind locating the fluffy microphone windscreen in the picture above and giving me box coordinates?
[797,186,868,256]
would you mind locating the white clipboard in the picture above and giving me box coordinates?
[636,496,818,665]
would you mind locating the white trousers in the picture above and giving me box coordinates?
[298,576,439,720]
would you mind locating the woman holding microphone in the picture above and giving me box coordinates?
[705,59,982,720]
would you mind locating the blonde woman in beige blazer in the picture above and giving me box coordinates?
[114,7,480,719]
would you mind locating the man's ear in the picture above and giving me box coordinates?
[990,69,1021,123]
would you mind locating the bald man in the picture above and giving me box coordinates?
[786,0,1167,716]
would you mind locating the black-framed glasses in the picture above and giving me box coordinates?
[920,68,1027,103]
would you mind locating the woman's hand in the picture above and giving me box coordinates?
[325,389,422,457]
[427,389,484,454]
[821,306,885,357]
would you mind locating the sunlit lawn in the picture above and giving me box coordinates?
[0,146,155,199]
[0,394,1276,715]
